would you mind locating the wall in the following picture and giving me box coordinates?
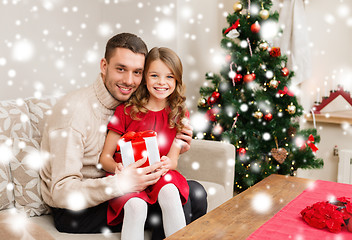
[297,0,352,182]
[0,0,228,114]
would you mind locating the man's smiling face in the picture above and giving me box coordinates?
[100,47,145,102]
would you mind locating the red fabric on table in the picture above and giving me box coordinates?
[247,180,352,239]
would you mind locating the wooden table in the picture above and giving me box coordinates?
[165,174,314,240]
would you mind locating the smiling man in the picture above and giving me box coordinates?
[40,33,207,239]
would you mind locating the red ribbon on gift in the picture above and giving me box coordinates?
[301,134,319,153]
[277,86,294,96]
[120,130,156,144]
[224,19,240,34]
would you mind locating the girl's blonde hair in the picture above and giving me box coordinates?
[125,47,187,132]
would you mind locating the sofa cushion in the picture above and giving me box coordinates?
[0,99,31,141]
[197,180,229,212]
[0,148,14,210]
[25,97,58,142]
[9,137,49,216]
[0,210,54,240]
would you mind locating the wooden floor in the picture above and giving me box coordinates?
[165,174,314,240]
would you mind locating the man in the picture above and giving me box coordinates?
[40,33,207,238]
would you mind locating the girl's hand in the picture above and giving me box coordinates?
[160,156,172,175]
[114,163,124,174]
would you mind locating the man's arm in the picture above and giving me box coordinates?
[175,119,193,154]
[43,127,165,210]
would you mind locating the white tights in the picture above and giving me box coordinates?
[158,183,186,237]
[121,184,186,240]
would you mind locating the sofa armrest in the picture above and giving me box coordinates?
[177,139,235,200]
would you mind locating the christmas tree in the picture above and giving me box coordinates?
[197,0,323,192]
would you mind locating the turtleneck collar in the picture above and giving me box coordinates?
[94,75,121,110]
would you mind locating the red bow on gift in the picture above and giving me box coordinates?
[117,130,157,151]
[277,86,294,96]
[224,19,240,34]
[301,134,319,153]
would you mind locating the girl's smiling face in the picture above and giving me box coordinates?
[145,59,176,107]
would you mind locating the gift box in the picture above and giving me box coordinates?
[117,130,161,168]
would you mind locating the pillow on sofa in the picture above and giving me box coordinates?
[25,97,59,141]
[9,137,49,216]
[0,158,14,211]
[0,99,31,140]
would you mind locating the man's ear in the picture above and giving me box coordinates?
[100,58,108,76]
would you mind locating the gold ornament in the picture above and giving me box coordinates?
[233,1,243,12]
[259,9,269,20]
[198,97,207,107]
[254,111,263,119]
[287,103,296,114]
[269,79,279,89]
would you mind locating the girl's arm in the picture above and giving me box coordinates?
[99,130,122,173]
[161,139,182,171]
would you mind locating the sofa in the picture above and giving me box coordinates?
[0,96,235,239]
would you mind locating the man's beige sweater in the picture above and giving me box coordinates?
[40,77,124,210]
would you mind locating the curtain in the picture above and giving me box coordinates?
[273,0,311,86]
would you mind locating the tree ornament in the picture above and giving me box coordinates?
[269,47,281,57]
[264,112,273,121]
[271,148,288,164]
[234,73,243,84]
[250,21,260,33]
[269,79,279,89]
[224,19,240,36]
[254,111,263,119]
[243,72,255,83]
[259,9,269,20]
[233,1,243,12]
[212,123,223,136]
[270,137,288,164]
[238,147,247,157]
[197,97,207,107]
[288,126,297,137]
[207,91,220,105]
[287,103,296,114]
[259,41,269,51]
[206,107,220,122]
[225,54,232,63]
[281,67,289,77]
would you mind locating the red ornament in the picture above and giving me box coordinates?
[238,147,246,157]
[250,21,260,33]
[206,107,220,122]
[207,91,220,105]
[264,113,273,121]
[281,67,289,77]
[234,73,243,84]
[225,54,232,62]
[243,73,256,83]
[269,47,281,57]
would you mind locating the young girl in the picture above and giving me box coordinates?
[99,47,189,240]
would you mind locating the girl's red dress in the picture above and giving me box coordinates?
[106,104,189,226]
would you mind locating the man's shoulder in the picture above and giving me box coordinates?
[48,85,93,128]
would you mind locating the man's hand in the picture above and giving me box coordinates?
[176,118,193,154]
[116,157,167,193]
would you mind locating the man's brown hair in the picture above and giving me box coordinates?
[104,33,148,62]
